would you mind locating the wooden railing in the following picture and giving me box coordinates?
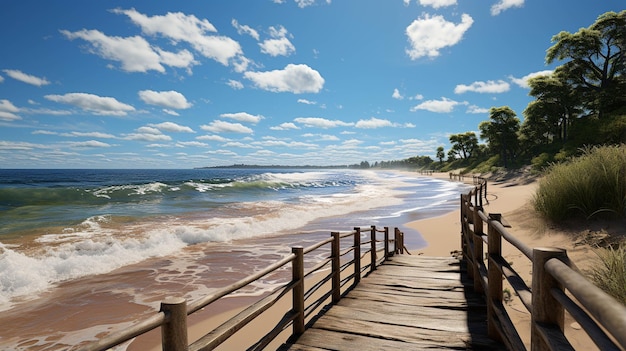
[460,184,626,350]
[79,225,407,351]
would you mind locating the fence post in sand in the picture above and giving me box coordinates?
[370,225,377,272]
[292,246,305,335]
[472,205,484,294]
[383,226,390,260]
[531,247,567,351]
[331,232,341,303]
[160,297,188,351]
[487,213,503,341]
[353,227,361,284]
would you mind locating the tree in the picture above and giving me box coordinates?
[480,106,520,168]
[436,146,445,165]
[521,71,582,149]
[546,10,626,118]
[448,132,478,160]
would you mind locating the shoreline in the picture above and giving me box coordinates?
[131,170,598,350]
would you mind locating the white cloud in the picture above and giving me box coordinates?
[466,105,490,114]
[491,0,524,15]
[137,126,162,134]
[244,64,324,93]
[200,120,254,134]
[253,140,317,148]
[61,29,193,73]
[176,141,208,148]
[232,19,260,40]
[113,8,245,69]
[149,122,195,133]
[2,69,50,86]
[355,117,393,129]
[45,93,135,116]
[510,70,553,88]
[454,80,510,94]
[163,109,180,116]
[405,13,473,59]
[67,140,112,148]
[410,93,424,100]
[138,90,192,109]
[295,0,316,8]
[410,97,462,113]
[392,88,404,100]
[418,0,457,8]
[0,111,21,121]
[298,99,317,105]
[260,26,295,57]
[0,75,3,83]
[227,79,244,89]
[220,112,263,124]
[302,133,339,141]
[63,131,117,138]
[270,122,300,130]
[197,134,229,142]
[294,117,353,129]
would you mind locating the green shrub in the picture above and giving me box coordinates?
[588,244,626,305]
[531,152,553,172]
[533,145,626,220]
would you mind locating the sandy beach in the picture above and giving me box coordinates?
[125,170,604,350]
[408,172,600,350]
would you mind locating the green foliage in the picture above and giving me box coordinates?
[531,153,553,172]
[533,145,626,220]
[587,244,626,305]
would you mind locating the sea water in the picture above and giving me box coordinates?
[0,168,470,349]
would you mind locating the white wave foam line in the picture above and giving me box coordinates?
[91,182,169,198]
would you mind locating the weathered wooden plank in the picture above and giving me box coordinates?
[280,256,504,351]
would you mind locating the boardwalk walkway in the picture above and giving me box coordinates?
[280,255,505,350]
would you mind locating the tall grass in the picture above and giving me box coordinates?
[588,244,626,305]
[533,145,626,220]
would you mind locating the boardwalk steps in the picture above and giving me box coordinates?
[280,255,505,350]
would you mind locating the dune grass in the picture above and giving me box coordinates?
[533,145,626,220]
[588,244,626,305]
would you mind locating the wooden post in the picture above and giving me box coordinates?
[160,297,188,351]
[331,232,341,303]
[292,246,305,336]
[487,213,503,341]
[383,226,389,260]
[460,195,467,262]
[370,225,377,272]
[353,227,361,285]
[531,247,567,351]
[472,205,484,294]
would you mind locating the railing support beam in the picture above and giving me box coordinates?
[160,297,188,351]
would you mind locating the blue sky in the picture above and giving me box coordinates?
[0,0,621,168]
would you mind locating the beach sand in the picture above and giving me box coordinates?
[129,171,603,350]
[407,172,599,350]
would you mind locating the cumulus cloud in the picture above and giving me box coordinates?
[270,122,300,130]
[69,140,113,148]
[200,120,254,134]
[0,99,21,121]
[491,0,524,15]
[63,131,117,138]
[467,105,490,114]
[138,90,192,109]
[260,26,295,57]
[410,97,463,113]
[112,8,246,70]
[405,13,473,59]
[196,134,229,142]
[232,19,260,40]
[454,80,510,94]
[227,79,244,89]
[2,69,50,86]
[295,0,316,8]
[45,93,135,116]
[149,121,195,133]
[244,64,324,93]
[355,117,394,129]
[510,70,553,88]
[418,0,457,8]
[61,29,195,73]
[294,117,353,128]
[392,88,404,100]
[220,112,263,124]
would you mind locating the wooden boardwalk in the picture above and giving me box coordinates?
[280,255,505,350]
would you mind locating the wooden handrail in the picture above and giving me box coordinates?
[78,225,399,351]
[460,182,626,350]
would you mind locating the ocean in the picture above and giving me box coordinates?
[0,168,470,349]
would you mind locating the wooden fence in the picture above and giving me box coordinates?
[460,183,626,350]
[78,226,407,351]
